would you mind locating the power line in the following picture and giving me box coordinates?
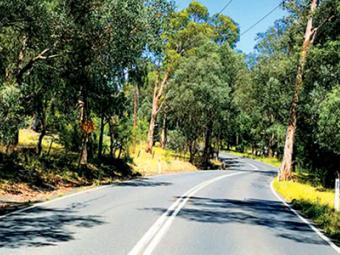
[240,1,285,36]
[217,0,233,15]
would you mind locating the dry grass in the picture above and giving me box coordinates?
[273,177,340,241]
[273,177,335,208]
[130,144,197,176]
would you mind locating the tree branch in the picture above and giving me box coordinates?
[311,15,334,43]
[16,48,60,84]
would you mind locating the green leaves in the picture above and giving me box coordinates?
[317,86,340,154]
[0,83,25,145]
[167,39,234,152]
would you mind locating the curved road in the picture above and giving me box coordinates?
[0,153,338,255]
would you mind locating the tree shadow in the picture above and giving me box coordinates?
[0,205,104,249]
[221,157,245,169]
[144,196,328,246]
[220,156,277,175]
[116,178,172,187]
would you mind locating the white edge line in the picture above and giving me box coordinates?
[270,179,340,254]
[0,171,222,219]
[129,172,244,255]
[0,184,110,219]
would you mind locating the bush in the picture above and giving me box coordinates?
[167,130,186,152]
[0,84,25,145]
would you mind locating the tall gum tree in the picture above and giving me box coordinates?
[280,0,320,180]
[145,1,239,153]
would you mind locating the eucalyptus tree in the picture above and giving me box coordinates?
[168,40,233,166]
[145,1,239,153]
[0,0,60,150]
[58,0,172,164]
[279,0,321,180]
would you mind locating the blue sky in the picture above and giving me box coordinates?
[175,0,287,54]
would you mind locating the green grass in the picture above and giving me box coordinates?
[18,129,63,151]
[273,178,340,242]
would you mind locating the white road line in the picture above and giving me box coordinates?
[0,185,111,219]
[270,180,340,254]
[0,173,204,219]
[128,171,245,255]
[246,162,259,171]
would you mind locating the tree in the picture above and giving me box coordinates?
[317,86,340,154]
[279,0,319,180]
[168,40,233,166]
[0,0,60,148]
[145,1,239,153]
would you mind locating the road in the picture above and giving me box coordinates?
[0,152,338,255]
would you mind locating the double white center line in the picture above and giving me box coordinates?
[128,171,245,255]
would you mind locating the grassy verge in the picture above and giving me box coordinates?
[226,149,339,243]
[0,131,198,214]
[129,144,197,176]
[273,178,340,242]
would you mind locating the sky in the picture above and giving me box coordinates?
[175,0,287,54]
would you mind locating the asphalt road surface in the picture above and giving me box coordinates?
[0,152,338,255]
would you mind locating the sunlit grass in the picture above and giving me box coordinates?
[130,143,197,176]
[19,129,63,150]
[273,177,339,241]
[273,177,335,208]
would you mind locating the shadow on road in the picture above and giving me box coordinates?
[116,178,172,187]
[145,196,327,246]
[0,206,104,249]
[220,155,278,176]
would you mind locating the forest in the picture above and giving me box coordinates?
[0,0,339,194]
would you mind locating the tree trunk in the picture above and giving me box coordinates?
[188,140,197,163]
[268,133,275,158]
[189,141,194,163]
[79,88,89,166]
[279,0,319,181]
[98,113,105,159]
[146,101,157,153]
[37,128,46,156]
[160,114,167,149]
[202,121,213,168]
[109,118,115,159]
[133,85,139,129]
[117,145,122,159]
[146,72,169,153]
[80,135,88,165]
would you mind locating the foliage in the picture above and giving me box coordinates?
[231,0,340,185]
[0,83,24,145]
[317,86,340,154]
[167,130,186,152]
